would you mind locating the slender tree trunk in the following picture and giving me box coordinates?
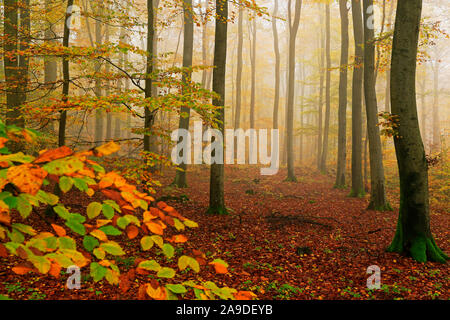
[419,75,426,143]
[94,4,104,146]
[143,0,155,152]
[58,0,74,147]
[201,1,209,89]
[249,17,256,129]
[319,3,330,173]
[317,5,324,169]
[299,65,305,163]
[384,0,395,113]
[335,0,349,187]
[173,0,194,188]
[363,0,390,210]
[349,0,364,197]
[272,0,280,130]
[208,0,228,215]
[286,0,302,182]
[234,5,243,129]
[44,0,57,133]
[387,0,447,263]
[3,0,25,150]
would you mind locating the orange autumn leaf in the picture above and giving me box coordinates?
[145,221,164,235]
[143,210,158,222]
[156,201,167,210]
[33,146,73,164]
[126,225,139,239]
[7,164,47,195]
[167,234,188,243]
[51,224,66,237]
[0,243,8,258]
[234,291,257,300]
[49,262,61,278]
[146,284,167,300]
[0,137,8,149]
[96,219,111,228]
[12,266,33,275]
[209,261,228,274]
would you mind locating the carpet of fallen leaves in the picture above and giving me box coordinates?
[1,165,448,300]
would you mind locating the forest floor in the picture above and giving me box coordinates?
[1,165,448,300]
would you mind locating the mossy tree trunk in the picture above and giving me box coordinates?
[388,0,448,263]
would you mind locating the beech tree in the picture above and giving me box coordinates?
[387,0,448,263]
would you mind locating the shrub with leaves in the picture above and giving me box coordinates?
[0,120,256,300]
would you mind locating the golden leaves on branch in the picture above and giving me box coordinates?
[7,164,47,195]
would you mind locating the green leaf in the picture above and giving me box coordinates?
[101,203,114,219]
[157,267,176,278]
[83,235,99,252]
[100,241,125,256]
[73,178,88,192]
[99,225,122,236]
[140,236,154,251]
[103,200,120,212]
[57,237,76,250]
[16,196,32,218]
[12,223,36,235]
[65,219,86,236]
[166,284,187,294]
[116,217,129,229]
[87,202,102,219]
[59,176,73,193]
[7,229,24,243]
[93,247,105,260]
[54,205,71,220]
[138,260,161,272]
[28,255,51,274]
[90,262,107,282]
[162,243,175,259]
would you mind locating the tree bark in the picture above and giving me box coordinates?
[208,0,228,215]
[173,0,194,188]
[363,0,390,210]
[335,0,349,188]
[272,0,280,130]
[249,16,256,129]
[143,0,155,152]
[349,0,364,197]
[387,0,447,263]
[286,0,302,182]
[58,0,74,147]
[234,4,243,129]
[319,3,331,173]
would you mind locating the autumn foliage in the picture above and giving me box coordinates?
[0,120,255,300]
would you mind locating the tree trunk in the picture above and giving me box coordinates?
[58,0,74,147]
[317,4,324,169]
[143,0,155,152]
[387,0,447,263]
[249,16,256,129]
[319,3,330,173]
[349,0,364,197]
[272,0,280,130]
[173,0,194,188]
[335,0,349,188]
[234,4,243,129]
[286,0,302,182]
[363,0,390,210]
[94,4,104,147]
[208,0,228,215]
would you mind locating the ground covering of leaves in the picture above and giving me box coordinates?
[1,165,448,300]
